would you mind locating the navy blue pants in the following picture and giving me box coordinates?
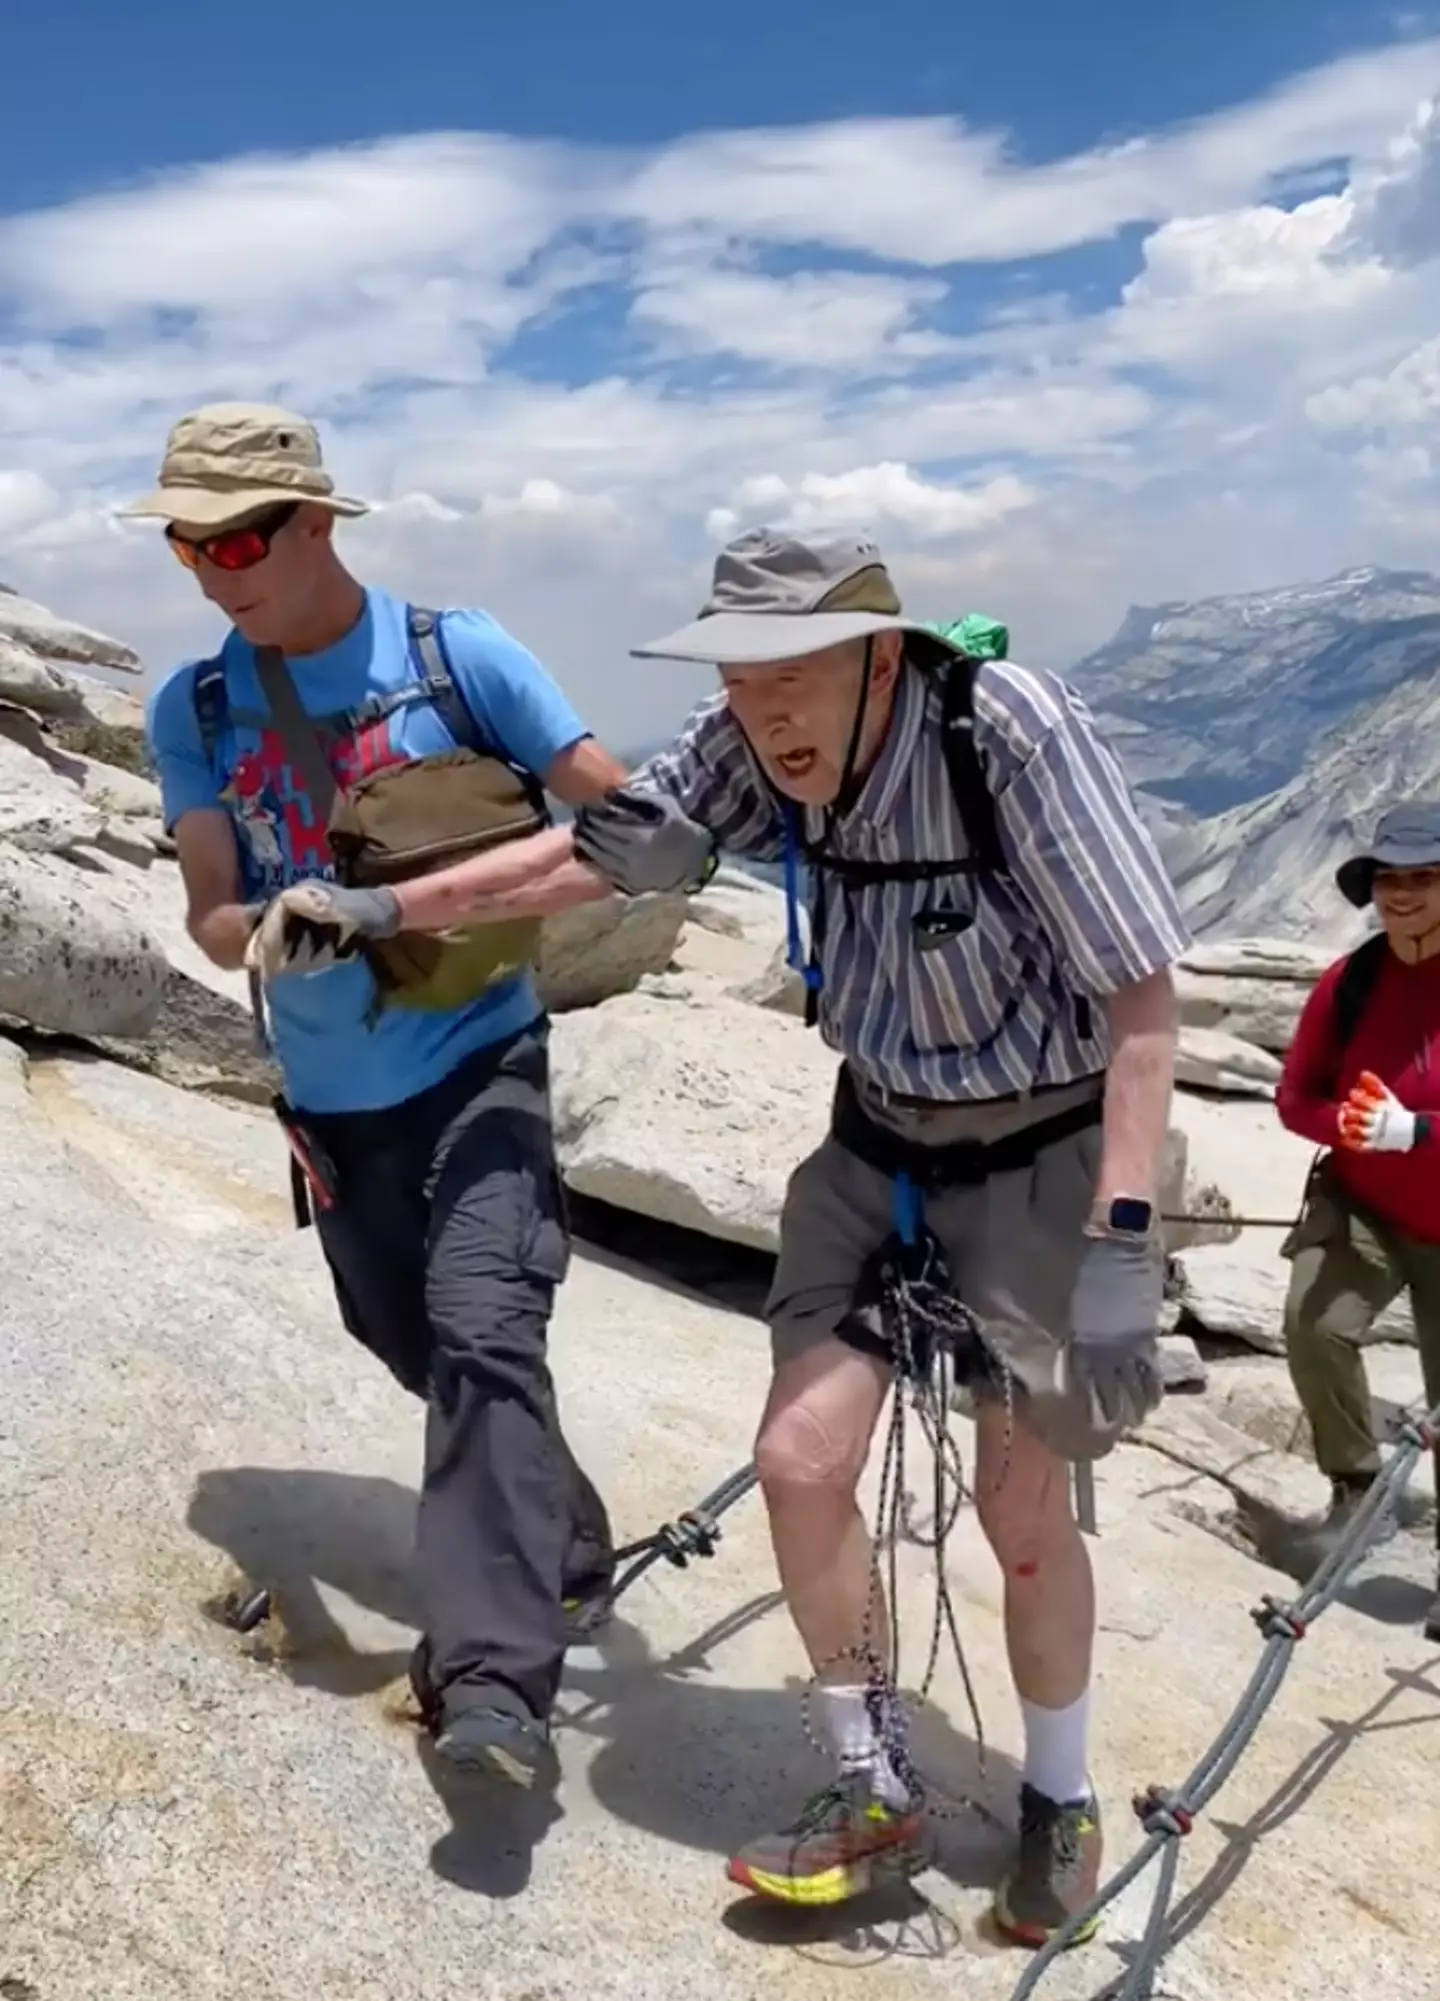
[306,1021,613,1726]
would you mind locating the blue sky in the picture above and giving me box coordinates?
[4,0,1421,205]
[2,1,1438,743]
[0,0,1408,200]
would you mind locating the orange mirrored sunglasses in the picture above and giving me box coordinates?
[166,501,300,573]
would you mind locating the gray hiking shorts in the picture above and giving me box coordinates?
[766,1070,1106,1420]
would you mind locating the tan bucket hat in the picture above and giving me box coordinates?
[121,402,369,530]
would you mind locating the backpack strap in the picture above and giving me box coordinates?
[938,654,1007,876]
[193,659,229,774]
[405,603,550,820]
[1326,930,1389,1088]
[405,605,480,750]
[252,646,340,820]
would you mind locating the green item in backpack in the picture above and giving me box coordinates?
[925,613,1009,660]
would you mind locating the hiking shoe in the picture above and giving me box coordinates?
[1289,1476,1396,1578]
[433,1705,558,1791]
[725,1771,923,1907]
[991,1785,1103,1948]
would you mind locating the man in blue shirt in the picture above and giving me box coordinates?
[137,402,627,1789]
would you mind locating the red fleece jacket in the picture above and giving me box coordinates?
[1276,946,1440,1245]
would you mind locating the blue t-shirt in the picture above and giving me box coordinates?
[145,587,589,1116]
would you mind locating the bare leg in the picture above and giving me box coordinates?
[976,1401,1105,1942]
[974,1402,1094,1709]
[754,1337,894,1680]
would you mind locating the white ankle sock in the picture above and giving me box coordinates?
[818,1684,912,1809]
[1020,1690,1092,1806]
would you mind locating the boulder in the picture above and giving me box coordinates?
[1199,1346,1427,1465]
[0,733,106,856]
[535,891,687,1014]
[1174,1239,1414,1352]
[0,698,59,758]
[1180,937,1335,982]
[90,823,160,870]
[73,755,163,822]
[1156,1329,1209,1391]
[86,966,279,1106]
[684,867,788,951]
[0,589,142,672]
[0,635,108,719]
[549,988,839,1250]
[1175,967,1310,1054]
[728,937,806,1018]
[1176,1023,1284,1097]
[0,843,167,1038]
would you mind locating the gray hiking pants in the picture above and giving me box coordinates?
[306,1022,612,1726]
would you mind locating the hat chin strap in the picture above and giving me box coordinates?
[830,636,876,827]
[1385,914,1440,964]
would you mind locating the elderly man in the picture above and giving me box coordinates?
[256,527,1187,1947]
[139,402,627,1792]
[1275,804,1440,1631]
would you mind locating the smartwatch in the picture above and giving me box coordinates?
[1087,1195,1155,1239]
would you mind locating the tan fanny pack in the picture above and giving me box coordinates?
[254,628,550,1015]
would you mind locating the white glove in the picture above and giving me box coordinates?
[1338,1071,1417,1153]
[244,881,402,980]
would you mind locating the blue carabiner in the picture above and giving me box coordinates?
[783,809,823,994]
[892,1170,921,1246]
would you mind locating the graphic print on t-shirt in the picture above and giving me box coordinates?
[221,715,398,894]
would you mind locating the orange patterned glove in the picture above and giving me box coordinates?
[1337,1071,1418,1153]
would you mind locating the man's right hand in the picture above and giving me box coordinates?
[245,882,402,980]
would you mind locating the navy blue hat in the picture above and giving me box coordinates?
[1336,803,1440,908]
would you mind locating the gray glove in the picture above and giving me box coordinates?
[572,787,719,897]
[1059,1229,1165,1447]
[245,881,402,980]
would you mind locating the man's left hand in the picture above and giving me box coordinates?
[245,882,402,980]
[1061,1228,1165,1442]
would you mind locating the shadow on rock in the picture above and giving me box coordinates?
[187,1464,421,1696]
[1232,1490,1439,1629]
[187,1461,1019,1935]
[417,1737,564,1901]
[563,1603,1019,1914]
[721,1876,969,1972]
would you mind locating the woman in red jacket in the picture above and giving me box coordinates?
[1275,805,1440,1628]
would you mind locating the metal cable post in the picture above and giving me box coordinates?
[1006,1398,1439,2001]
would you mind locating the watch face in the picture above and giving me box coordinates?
[1109,1197,1154,1235]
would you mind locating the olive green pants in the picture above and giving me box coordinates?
[1281,1161,1440,1487]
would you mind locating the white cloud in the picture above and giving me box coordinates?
[615,38,1440,265]
[709,464,1035,540]
[630,267,950,369]
[1344,94,1440,263]
[3,41,1440,753]
[0,469,57,537]
[1307,335,1440,431]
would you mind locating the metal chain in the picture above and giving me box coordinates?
[1007,1397,1440,2001]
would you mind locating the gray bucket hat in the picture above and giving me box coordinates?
[631,527,965,666]
[1336,803,1440,907]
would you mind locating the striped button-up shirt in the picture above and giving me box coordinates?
[630,655,1192,1102]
